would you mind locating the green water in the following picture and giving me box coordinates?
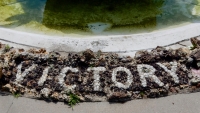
[0,0,200,36]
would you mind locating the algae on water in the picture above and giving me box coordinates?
[0,0,46,27]
[42,0,164,27]
[0,0,17,6]
[42,0,200,29]
[1,0,200,34]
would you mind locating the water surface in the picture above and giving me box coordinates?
[0,0,200,36]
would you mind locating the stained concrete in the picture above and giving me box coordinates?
[0,95,14,113]
[0,23,200,53]
[0,92,198,113]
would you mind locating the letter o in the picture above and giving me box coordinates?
[112,67,133,89]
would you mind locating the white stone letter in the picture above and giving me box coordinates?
[157,62,179,83]
[87,67,106,91]
[58,67,79,86]
[16,62,36,83]
[38,67,50,86]
[112,67,133,89]
[137,64,164,87]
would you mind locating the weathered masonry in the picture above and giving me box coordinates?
[0,46,200,102]
[15,61,181,91]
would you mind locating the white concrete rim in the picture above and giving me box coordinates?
[0,23,199,53]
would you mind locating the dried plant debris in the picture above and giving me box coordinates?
[0,40,200,104]
[188,37,200,69]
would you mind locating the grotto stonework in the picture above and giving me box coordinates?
[1,39,200,103]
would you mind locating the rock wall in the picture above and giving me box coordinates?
[0,42,200,102]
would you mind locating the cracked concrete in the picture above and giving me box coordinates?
[1,23,200,53]
[166,39,191,49]
[0,35,195,57]
[0,92,199,113]
[0,95,14,113]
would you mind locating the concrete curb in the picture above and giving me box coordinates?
[0,23,200,53]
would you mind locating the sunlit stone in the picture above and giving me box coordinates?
[87,67,106,91]
[137,64,164,87]
[157,62,179,83]
[16,62,36,83]
[112,67,133,89]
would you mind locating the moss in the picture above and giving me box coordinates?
[3,44,11,53]
[67,92,80,109]
[42,0,164,27]
[12,92,20,98]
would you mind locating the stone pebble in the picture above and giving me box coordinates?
[0,45,199,102]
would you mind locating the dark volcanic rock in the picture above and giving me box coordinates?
[0,42,199,103]
[108,92,131,102]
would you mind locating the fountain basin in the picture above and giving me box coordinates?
[1,0,200,54]
[0,23,199,54]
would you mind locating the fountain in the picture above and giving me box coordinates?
[1,0,200,103]
[0,0,200,53]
